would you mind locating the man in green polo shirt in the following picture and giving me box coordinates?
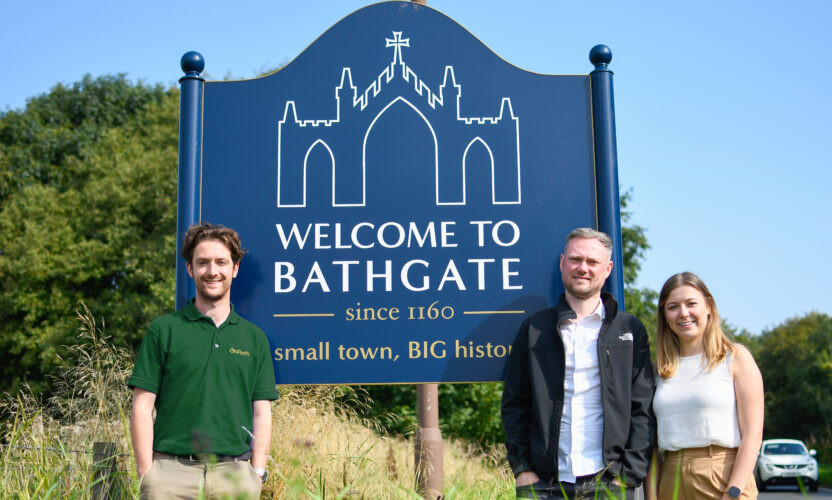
[129,223,278,499]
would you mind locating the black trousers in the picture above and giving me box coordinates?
[515,473,635,500]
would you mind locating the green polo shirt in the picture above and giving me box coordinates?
[128,300,278,456]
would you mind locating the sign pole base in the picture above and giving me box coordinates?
[415,383,443,499]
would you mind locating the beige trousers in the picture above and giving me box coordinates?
[659,445,757,500]
[140,455,261,500]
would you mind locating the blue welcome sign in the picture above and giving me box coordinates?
[175,1,624,384]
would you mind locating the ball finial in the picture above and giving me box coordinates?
[589,45,612,69]
[180,51,205,76]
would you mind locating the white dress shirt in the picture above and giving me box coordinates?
[557,299,606,481]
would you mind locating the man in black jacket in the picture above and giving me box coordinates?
[502,228,655,500]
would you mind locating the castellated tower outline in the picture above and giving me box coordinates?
[277,31,522,208]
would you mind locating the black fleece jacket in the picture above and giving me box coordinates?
[501,292,656,486]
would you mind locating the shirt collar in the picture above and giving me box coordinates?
[559,296,605,326]
[183,298,240,325]
[554,292,616,324]
[590,298,606,321]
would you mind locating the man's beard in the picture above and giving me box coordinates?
[196,278,229,302]
[564,280,602,300]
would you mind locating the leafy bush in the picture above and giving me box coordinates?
[0,76,179,395]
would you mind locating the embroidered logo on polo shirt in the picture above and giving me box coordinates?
[618,332,633,342]
[229,347,251,357]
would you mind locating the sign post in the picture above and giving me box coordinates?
[410,3,441,495]
[415,383,442,497]
[174,51,204,310]
[589,44,625,308]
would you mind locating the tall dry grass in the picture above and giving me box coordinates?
[0,305,138,498]
[269,385,514,498]
[0,307,515,498]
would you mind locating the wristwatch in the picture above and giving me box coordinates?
[726,486,741,499]
[253,467,268,483]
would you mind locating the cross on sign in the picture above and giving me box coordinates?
[385,31,410,65]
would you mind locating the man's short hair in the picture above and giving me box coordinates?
[563,227,613,258]
[181,222,248,264]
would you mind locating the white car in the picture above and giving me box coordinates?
[755,439,819,492]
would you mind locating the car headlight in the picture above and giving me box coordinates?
[807,462,816,471]
[765,464,774,472]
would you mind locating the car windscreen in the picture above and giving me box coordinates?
[764,443,807,455]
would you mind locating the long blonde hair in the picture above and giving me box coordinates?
[657,272,734,379]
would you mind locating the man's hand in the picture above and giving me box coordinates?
[515,470,541,487]
[136,461,152,479]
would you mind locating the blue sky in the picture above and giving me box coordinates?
[2,1,829,335]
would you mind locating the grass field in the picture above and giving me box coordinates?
[0,307,521,498]
[819,462,832,488]
[7,308,826,498]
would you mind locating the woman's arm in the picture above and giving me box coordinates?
[723,345,764,499]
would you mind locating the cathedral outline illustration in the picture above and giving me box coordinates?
[277,31,522,208]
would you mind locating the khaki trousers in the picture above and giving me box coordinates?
[659,445,757,500]
[140,455,261,500]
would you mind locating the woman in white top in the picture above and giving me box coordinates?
[646,272,764,500]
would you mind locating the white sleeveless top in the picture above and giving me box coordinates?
[653,352,742,452]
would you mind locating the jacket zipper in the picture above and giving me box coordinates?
[553,337,566,482]
[598,330,612,476]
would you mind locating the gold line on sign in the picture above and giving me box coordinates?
[273,313,335,318]
[462,310,526,315]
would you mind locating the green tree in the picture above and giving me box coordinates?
[754,312,832,448]
[0,76,179,394]
[0,75,168,202]
[621,190,658,351]
[722,320,758,350]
